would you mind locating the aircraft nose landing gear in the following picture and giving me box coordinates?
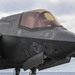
[14,67,36,75]
[30,67,36,75]
[14,68,20,75]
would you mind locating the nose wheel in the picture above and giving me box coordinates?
[29,67,36,75]
[14,68,20,75]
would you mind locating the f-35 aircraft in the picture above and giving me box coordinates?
[0,9,75,75]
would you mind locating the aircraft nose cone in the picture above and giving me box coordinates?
[51,29,75,42]
[47,29,75,60]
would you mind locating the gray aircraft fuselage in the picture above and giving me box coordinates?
[0,9,75,75]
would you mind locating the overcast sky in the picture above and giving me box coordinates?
[0,0,75,73]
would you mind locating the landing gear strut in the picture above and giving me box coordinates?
[14,68,20,75]
[30,67,36,75]
[14,68,36,75]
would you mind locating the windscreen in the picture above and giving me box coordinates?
[20,11,61,29]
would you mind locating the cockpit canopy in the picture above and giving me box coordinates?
[20,9,61,29]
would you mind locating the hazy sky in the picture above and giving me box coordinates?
[0,0,75,73]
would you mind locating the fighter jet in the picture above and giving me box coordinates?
[0,9,75,75]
